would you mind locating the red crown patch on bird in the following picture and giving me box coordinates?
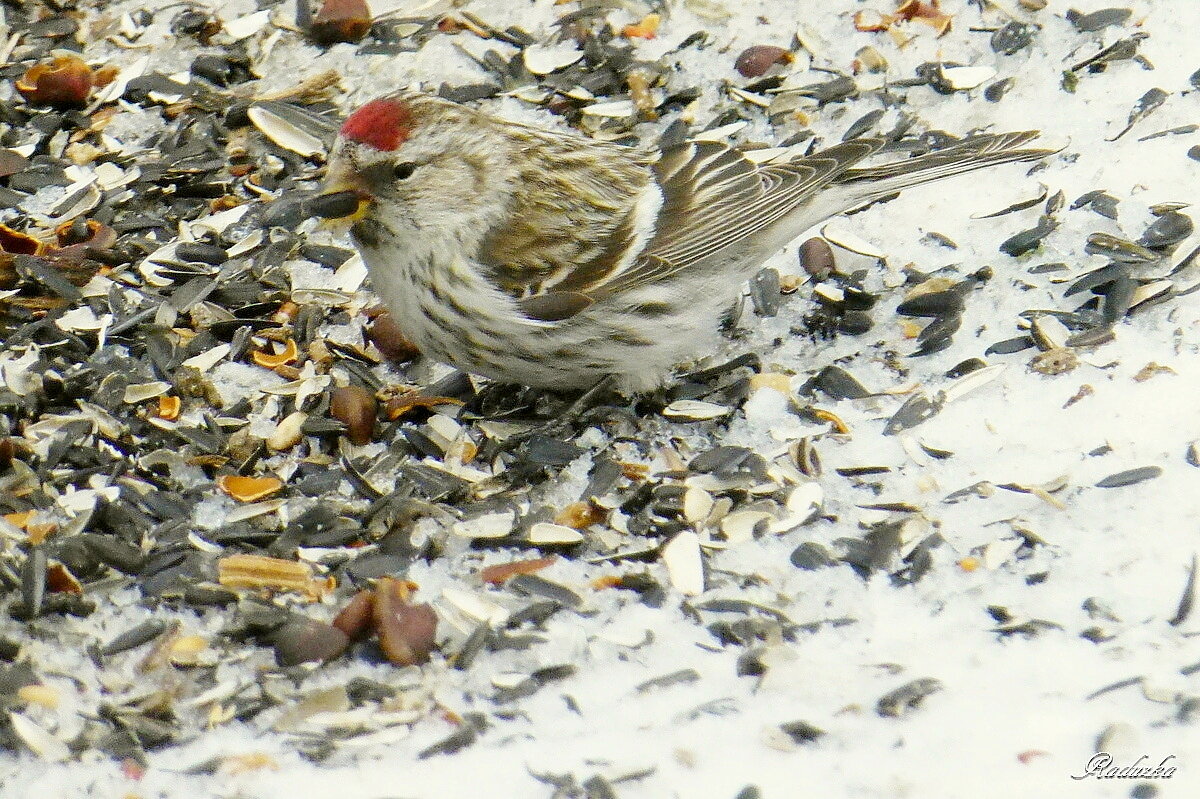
[340,98,413,151]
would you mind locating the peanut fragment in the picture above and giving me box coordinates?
[218,554,330,599]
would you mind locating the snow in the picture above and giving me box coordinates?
[4,0,1200,797]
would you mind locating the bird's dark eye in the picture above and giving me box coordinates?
[392,161,417,180]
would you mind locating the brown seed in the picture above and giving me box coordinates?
[15,55,94,108]
[92,64,119,89]
[384,391,462,420]
[0,437,13,472]
[45,563,83,595]
[799,237,835,280]
[734,45,793,79]
[896,0,947,22]
[308,0,373,45]
[329,385,377,445]
[332,589,375,639]
[366,312,420,361]
[480,556,557,586]
[373,577,437,667]
[272,618,350,666]
[554,501,605,529]
[209,195,241,213]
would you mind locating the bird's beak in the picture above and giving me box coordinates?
[311,161,372,227]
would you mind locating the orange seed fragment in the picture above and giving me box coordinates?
[554,501,605,529]
[217,474,283,502]
[480,556,557,585]
[252,339,298,369]
[622,13,660,39]
[157,395,181,420]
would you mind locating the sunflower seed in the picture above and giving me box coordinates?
[1095,466,1162,488]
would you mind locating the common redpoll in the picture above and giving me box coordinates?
[320,93,1054,393]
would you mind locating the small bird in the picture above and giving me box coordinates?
[320,92,1054,393]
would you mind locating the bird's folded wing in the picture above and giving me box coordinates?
[594,138,885,296]
[503,131,1051,321]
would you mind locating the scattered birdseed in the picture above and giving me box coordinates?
[0,1,1191,795]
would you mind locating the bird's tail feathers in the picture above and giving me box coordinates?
[834,131,1058,208]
